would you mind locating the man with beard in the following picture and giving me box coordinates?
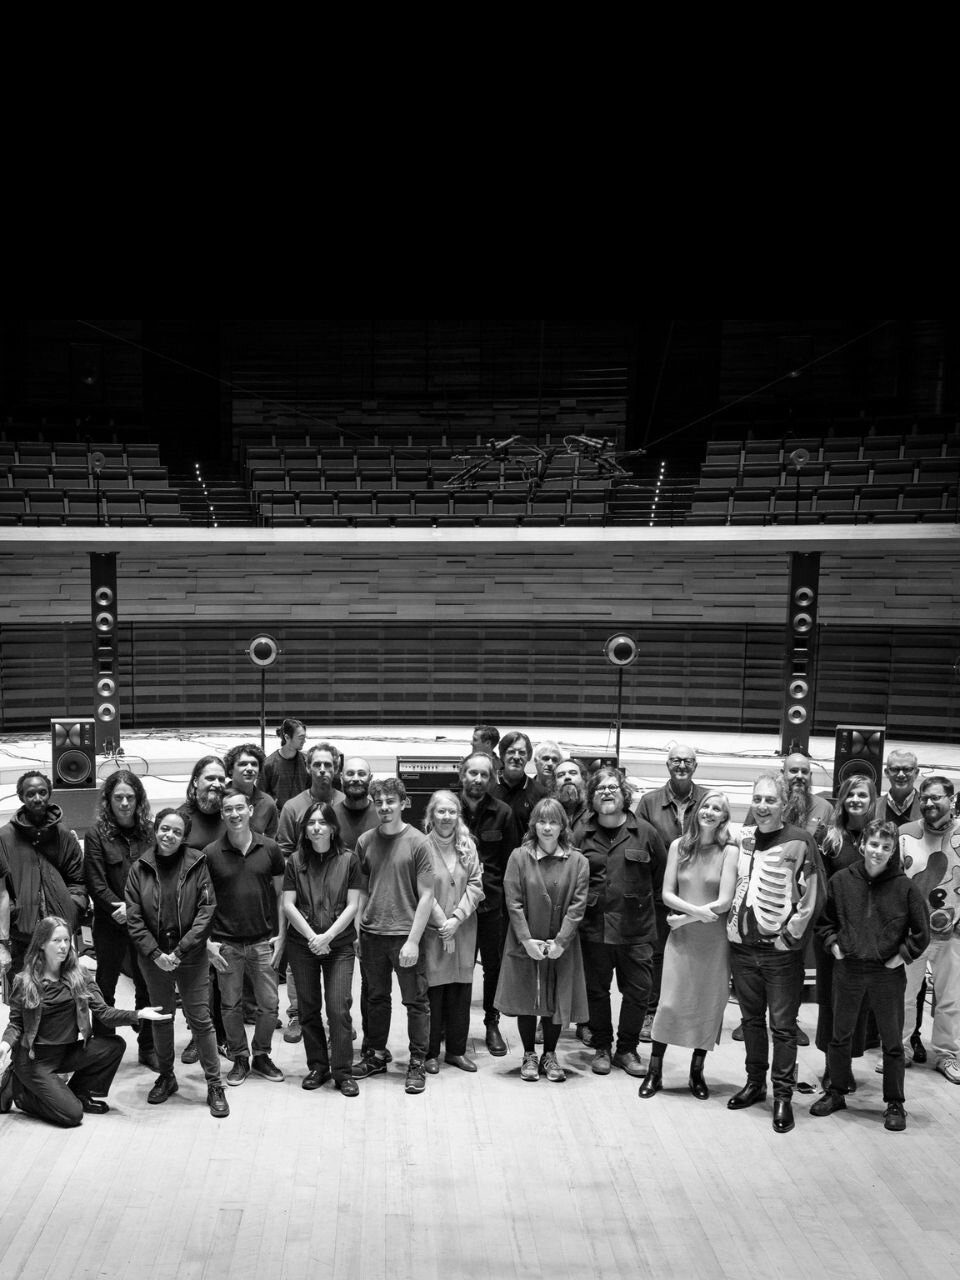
[333,758,380,853]
[178,757,228,850]
[223,744,279,839]
[492,731,542,832]
[333,756,381,1057]
[556,759,589,830]
[743,752,832,842]
[459,751,519,1056]
[276,743,346,856]
[727,773,824,1133]
[206,788,286,1086]
[0,772,86,977]
[897,777,960,1084]
[877,750,923,829]
[574,768,666,1078]
[636,745,708,1040]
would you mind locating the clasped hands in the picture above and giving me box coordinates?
[523,938,564,961]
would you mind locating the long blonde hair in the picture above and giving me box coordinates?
[13,916,90,1010]
[677,791,732,863]
[423,790,477,866]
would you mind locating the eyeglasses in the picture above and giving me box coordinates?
[668,758,695,767]
[886,767,917,776]
[594,784,622,794]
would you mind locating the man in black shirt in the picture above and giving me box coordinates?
[205,788,285,1086]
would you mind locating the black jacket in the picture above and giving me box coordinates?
[125,846,217,964]
[462,794,520,916]
[816,852,929,965]
[573,812,666,945]
[84,825,155,922]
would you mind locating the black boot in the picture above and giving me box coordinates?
[688,1050,709,1100]
[638,1054,663,1099]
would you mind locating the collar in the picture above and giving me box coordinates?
[885,790,917,815]
[665,782,697,807]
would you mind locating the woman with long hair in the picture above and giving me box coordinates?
[83,769,158,1070]
[125,808,230,1119]
[494,798,589,1083]
[421,790,484,1073]
[280,801,363,1096]
[638,791,739,1101]
[815,774,878,1088]
[0,916,169,1126]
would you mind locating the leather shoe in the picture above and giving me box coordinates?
[335,1076,359,1097]
[302,1068,332,1091]
[181,1037,200,1065]
[75,1094,110,1115]
[591,1049,612,1075]
[810,1090,846,1117]
[424,1058,440,1074]
[207,1083,230,1118]
[727,1080,767,1110]
[147,1073,179,1105]
[612,1050,645,1078]
[445,1053,477,1073]
[688,1070,709,1101]
[485,1023,507,1057]
[772,1098,795,1133]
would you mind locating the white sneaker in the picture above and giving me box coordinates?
[937,1057,960,1085]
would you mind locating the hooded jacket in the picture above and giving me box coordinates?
[0,806,86,938]
[816,845,930,964]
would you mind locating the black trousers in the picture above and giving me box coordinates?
[428,982,471,1058]
[12,1036,126,1128]
[92,917,153,1052]
[474,907,508,1024]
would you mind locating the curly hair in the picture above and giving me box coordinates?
[586,767,634,813]
[96,769,153,842]
[224,743,266,779]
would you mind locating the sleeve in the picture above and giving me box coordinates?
[276,800,300,859]
[555,854,590,949]
[257,796,279,839]
[347,851,367,893]
[645,822,668,901]
[174,861,217,960]
[1,984,25,1050]
[454,847,485,920]
[82,828,117,915]
[901,880,931,962]
[503,849,532,944]
[268,841,286,876]
[413,837,436,893]
[60,832,88,917]
[282,859,297,893]
[125,864,161,961]
[815,875,842,954]
[781,832,825,948]
[86,980,141,1029]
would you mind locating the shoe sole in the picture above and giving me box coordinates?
[147,1085,179,1105]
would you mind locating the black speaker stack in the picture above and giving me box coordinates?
[780,552,820,756]
[90,552,120,754]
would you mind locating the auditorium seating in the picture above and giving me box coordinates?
[687,422,960,525]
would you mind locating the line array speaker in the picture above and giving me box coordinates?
[90,552,120,754]
[779,551,820,756]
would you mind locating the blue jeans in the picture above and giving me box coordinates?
[286,938,356,1080]
[215,939,279,1059]
[730,944,804,1099]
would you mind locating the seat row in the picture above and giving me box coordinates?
[248,462,609,494]
[704,427,960,467]
[0,441,162,467]
[0,489,182,524]
[698,457,958,490]
[2,465,169,490]
[257,489,608,525]
[686,484,957,524]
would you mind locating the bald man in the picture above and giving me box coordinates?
[743,753,832,844]
[635,744,708,1039]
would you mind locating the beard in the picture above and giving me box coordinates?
[782,780,810,826]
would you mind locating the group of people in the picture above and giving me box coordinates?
[0,719,957,1139]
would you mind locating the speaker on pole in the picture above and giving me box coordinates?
[780,552,820,756]
[90,552,120,754]
[833,724,885,795]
